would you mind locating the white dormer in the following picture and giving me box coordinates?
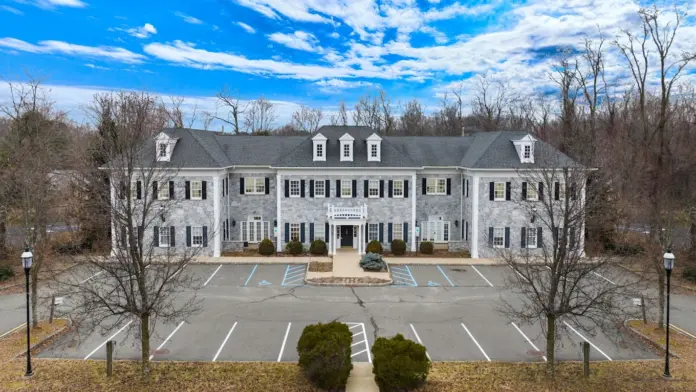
[339,133,354,162]
[155,132,178,162]
[312,133,327,161]
[512,134,536,163]
[366,133,382,162]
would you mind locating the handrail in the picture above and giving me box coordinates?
[327,204,367,219]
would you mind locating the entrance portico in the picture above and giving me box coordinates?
[327,204,367,256]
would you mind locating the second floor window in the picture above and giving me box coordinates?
[159,226,170,247]
[526,183,538,200]
[493,227,505,248]
[289,180,300,197]
[315,180,325,197]
[494,182,506,201]
[426,178,446,195]
[191,181,202,199]
[341,180,352,198]
[393,180,404,198]
[368,180,379,198]
[245,177,265,194]
[158,183,170,200]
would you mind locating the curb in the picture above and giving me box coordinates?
[10,318,72,360]
[623,319,680,359]
[305,279,392,287]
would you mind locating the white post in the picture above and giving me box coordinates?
[358,224,362,255]
[276,173,282,252]
[411,173,417,252]
[471,175,480,258]
[213,174,222,257]
[110,179,117,257]
[330,223,334,255]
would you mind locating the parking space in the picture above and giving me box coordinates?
[390,265,418,286]
[390,264,497,288]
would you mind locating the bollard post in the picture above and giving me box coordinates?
[106,340,114,377]
[582,342,590,377]
[49,295,55,324]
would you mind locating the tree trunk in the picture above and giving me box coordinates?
[690,209,696,261]
[657,270,665,329]
[31,259,39,328]
[0,208,6,261]
[140,312,151,375]
[545,314,556,377]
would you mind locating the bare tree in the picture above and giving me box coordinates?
[291,105,323,133]
[399,99,427,135]
[162,96,198,129]
[471,75,508,131]
[243,95,277,134]
[329,100,349,126]
[212,86,248,134]
[378,90,395,135]
[353,93,381,130]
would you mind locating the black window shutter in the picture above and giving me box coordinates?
[186,226,191,247]
[137,226,143,243]
[465,222,469,241]
[240,177,245,194]
[553,226,559,246]
[170,226,176,247]
[404,223,408,243]
[120,226,126,247]
[309,223,314,242]
[521,227,526,248]
[554,182,560,200]
[202,226,208,247]
[352,180,357,197]
[379,180,384,198]
[300,180,306,198]
[462,178,466,195]
[446,178,451,195]
[422,178,426,195]
[488,227,494,248]
[154,226,160,247]
[309,180,314,197]
[505,182,511,201]
[325,223,329,241]
[404,180,409,198]
[570,227,576,248]
[336,180,341,197]
[467,179,470,197]
[538,182,544,200]
[265,177,270,195]
[153,181,158,199]
[364,180,369,197]
[300,223,306,243]
[201,181,207,200]
[365,224,368,242]
[388,223,393,243]
[119,182,126,200]
[570,183,577,200]
[537,227,543,247]
[522,182,527,200]
[169,181,175,199]
[325,180,330,196]
[185,181,191,199]
[379,223,384,243]
[284,179,289,198]
[284,223,290,243]
[489,182,494,200]
[388,180,393,198]
[504,227,510,248]
[136,181,142,199]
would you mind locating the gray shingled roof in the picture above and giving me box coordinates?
[463,131,579,168]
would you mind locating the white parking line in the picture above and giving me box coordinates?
[84,320,133,360]
[169,263,188,281]
[671,324,696,340]
[409,324,431,361]
[212,322,237,362]
[461,323,490,361]
[79,270,104,284]
[0,323,27,339]
[563,321,612,361]
[511,322,547,361]
[591,271,616,285]
[509,265,529,282]
[149,320,185,360]
[277,322,291,362]
[470,265,494,287]
[203,265,223,287]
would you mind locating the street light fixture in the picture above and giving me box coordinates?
[20,248,34,378]
[663,248,675,380]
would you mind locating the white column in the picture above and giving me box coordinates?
[358,224,362,254]
[471,175,480,258]
[411,173,417,252]
[110,179,117,257]
[213,174,222,257]
[329,223,333,255]
[276,173,282,252]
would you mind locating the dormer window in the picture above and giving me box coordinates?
[513,134,536,163]
[523,145,531,159]
[366,133,381,162]
[339,133,354,162]
[371,144,377,158]
[343,144,350,158]
[312,133,327,162]
[155,132,178,162]
[158,143,167,158]
[317,144,323,158]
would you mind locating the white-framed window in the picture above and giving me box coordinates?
[368,180,379,198]
[527,227,537,249]
[393,180,404,198]
[131,182,138,199]
[371,144,378,158]
[368,223,379,242]
[494,182,506,201]
[290,223,300,242]
[192,226,203,247]
[426,178,446,195]
[158,183,170,200]
[289,180,300,198]
[316,143,323,158]
[493,227,505,248]
[392,223,403,240]
[343,143,351,158]
[245,177,265,195]
[523,145,531,159]
[241,216,270,243]
[191,180,203,200]
[421,220,450,243]
[314,180,325,198]
[526,183,538,201]
[341,180,352,198]
[159,226,170,247]
[158,143,167,157]
[558,182,566,200]
[315,223,325,241]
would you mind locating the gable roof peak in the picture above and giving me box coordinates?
[339,132,355,141]
[312,132,327,141]
[366,133,382,141]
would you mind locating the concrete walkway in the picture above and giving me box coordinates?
[346,363,379,392]
[195,255,331,264]
[386,256,500,265]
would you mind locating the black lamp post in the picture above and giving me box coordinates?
[21,248,34,378]
[663,248,675,380]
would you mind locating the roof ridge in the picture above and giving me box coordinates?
[186,129,228,167]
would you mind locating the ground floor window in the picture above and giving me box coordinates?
[159,226,170,247]
[527,227,537,248]
[392,223,403,240]
[241,218,270,243]
[493,227,504,248]
[421,220,450,243]
[290,223,300,242]
[368,223,379,242]
[192,226,203,247]
[315,223,325,241]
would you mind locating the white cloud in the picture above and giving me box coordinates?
[329,31,340,39]
[419,25,448,44]
[314,78,375,91]
[1,5,23,15]
[84,63,109,70]
[125,23,157,39]
[0,37,146,63]
[268,30,321,52]
[175,11,203,25]
[25,0,86,9]
[237,22,256,34]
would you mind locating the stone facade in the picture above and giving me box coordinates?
[414,172,466,250]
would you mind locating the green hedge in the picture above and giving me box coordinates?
[310,239,327,255]
[258,238,275,256]
[0,266,14,282]
[285,240,303,255]
[391,239,406,255]
[367,240,383,254]
[297,321,353,390]
[419,241,434,254]
[372,334,431,391]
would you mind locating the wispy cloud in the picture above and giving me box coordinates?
[0,37,146,63]
[84,63,109,70]
[314,78,375,92]
[1,5,23,15]
[27,0,87,9]
[268,30,321,52]
[237,22,256,34]
[174,11,203,24]
[125,23,157,39]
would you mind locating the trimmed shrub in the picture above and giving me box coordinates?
[258,238,275,256]
[366,240,383,254]
[372,334,431,391]
[310,239,327,255]
[391,239,406,255]
[360,253,387,272]
[0,266,15,282]
[285,240,303,255]
[683,267,696,283]
[297,321,353,390]
[419,241,434,254]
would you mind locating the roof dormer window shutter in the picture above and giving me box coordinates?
[512,134,536,163]
[339,133,354,162]
[366,133,382,162]
[312,133,327,162]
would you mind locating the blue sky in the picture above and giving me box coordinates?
[0,0,695,127]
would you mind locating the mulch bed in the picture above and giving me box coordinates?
[308,262,332,272]
[307,277,391,286]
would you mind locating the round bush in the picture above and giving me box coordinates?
[0,266,15,282]
[366,240,383,254]
[391,239,406,255]
[372,334,431,391]
[258,238,275,256]
[285,240,303,255]
[419,241,434,254]
[297,322,353,390]
[310,239,327,255]
[360,253,387,271]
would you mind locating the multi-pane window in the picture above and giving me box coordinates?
[159,226,170,247]
[158,143,167,157]
[493,182,506,201]
[192,226,203,247]
[289,180,300,197]
[368,223,379,242]
[426,178,446,195]
[392,223,403,240]
[558,182,566,200]
[421,220,450,243]
[368,180,379,198]
[241,217,269,243]
[341,180,352,198]
[343,144,350,158]
[191,181,202,199]
[526,183,538,200]
[393,180,404,198]
[131,182,138,199]
[371,144,378,158]
[158,183,170,200]
[523,145,531,159]
[315,224,325,241]
[314,180,325,197]
[245,177,265,194]
[527,227,537,248]
[290,223,300,242]
[316,144,323,158]
[493,227,505,248]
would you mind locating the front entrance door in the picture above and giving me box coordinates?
[340,225,353,247]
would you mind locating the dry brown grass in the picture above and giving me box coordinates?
[308,261,332,272]
[0,320,69,363]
